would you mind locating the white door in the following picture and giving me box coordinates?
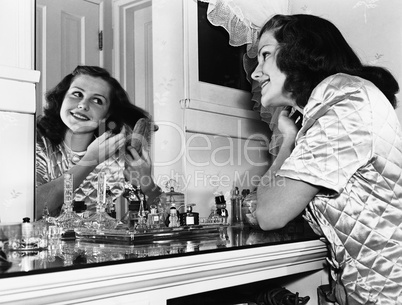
[36,0,102,115]
[113,0,153,113]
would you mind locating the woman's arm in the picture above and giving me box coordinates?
[36,163,97,217]
[36,132,126,218]
[256,108,320,230]
[124,146,162,205]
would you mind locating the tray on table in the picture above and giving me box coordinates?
[75,225,227,245]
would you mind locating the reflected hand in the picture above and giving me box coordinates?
[83,131,125,166]
[124,145,154,193]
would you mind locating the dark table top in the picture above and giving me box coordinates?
[0,220,319,277]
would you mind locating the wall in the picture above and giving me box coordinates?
[0,0,39,222]
[290,0,402,124]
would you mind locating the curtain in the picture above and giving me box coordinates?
[198,0,290,155]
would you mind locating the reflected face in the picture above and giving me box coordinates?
[251,30,294,108]
[60,75,111,134]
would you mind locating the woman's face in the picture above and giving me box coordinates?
[251,30,295,108]
[60,74,111,134]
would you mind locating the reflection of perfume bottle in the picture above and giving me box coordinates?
[83,172,118,230]
[56,173,82,232]
[73,201,88,219]
[136,188,148,232]
[215,195,228,225]
[105,187,116,218]
[147,205,162,229]
[231,187,242,226]
[208,207,221,224]
[166,204,180,228]
[180,203,199,226]
[122,201,139,230]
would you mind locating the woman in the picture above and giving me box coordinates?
[251,14,402,304]
[36,65,161,217]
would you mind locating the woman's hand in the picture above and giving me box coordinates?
[82,131,125,166]
[124,146,155,193]
[278,107,299,144]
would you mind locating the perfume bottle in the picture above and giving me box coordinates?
[147,205,162,229]
[165,204,180,228]
[105,187,116,218]
[136,187,148,232]
[208,207,222,224]
[122,201,140,230]
[215,195,228,225]
[73,201,89,219]
[21,217,33,248]
[179,203,199,226]
[231,187,243,226]
[56,173,83,232]
[83,172,118,230]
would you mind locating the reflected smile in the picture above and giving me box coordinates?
[71,112,90,121]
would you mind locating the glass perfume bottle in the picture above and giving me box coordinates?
[83,172,118,230]
[56,173,83,231]
[165,204,180,228]
[135,187,148,232]
[179,203,199,226]
[215,195,228,225]
[208,207,222,224]
[231,187,242,226]
[73,201,89,219]
[147,204,162,229]
[122,201,140,230]
[105,186,116,218]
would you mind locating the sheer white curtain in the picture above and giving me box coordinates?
[199,0,289,155]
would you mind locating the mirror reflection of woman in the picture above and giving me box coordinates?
[36,65,161,218]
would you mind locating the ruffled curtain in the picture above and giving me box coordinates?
[198,0,289,155]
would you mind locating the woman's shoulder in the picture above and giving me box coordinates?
[316,73,366,94]
[36,126,47,146]
[305,73,369,116]
[304,73,374,127]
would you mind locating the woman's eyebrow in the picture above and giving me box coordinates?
[93,93,107,99]
[258,43,275,55]
[70,86,106,99]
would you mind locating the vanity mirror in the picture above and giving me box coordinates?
[33,0,271,221]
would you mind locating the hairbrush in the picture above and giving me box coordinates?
[127,118,153,157]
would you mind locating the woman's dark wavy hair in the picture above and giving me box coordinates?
[259,14,399,108]
[37,65,149,145]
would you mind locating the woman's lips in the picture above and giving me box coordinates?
[71,112,90,121]
[261,80,269,90]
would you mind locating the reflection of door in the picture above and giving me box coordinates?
[36,0,102,115]
[113,0,153,114]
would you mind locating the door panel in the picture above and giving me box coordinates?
[36,0,101,115]
[114,0,153,113]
